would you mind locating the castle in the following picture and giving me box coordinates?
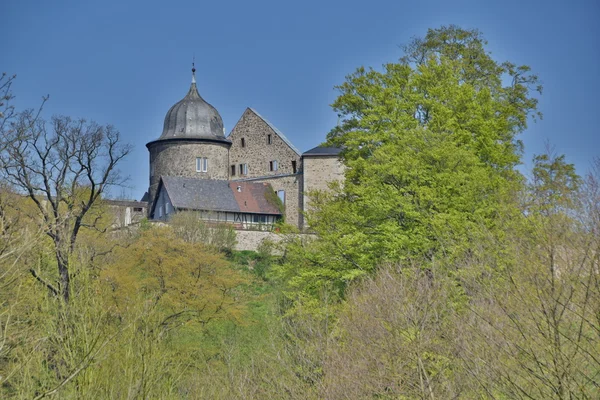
[136,67,344,231]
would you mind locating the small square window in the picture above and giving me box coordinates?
[239,163,248,175]
[269,160,278,171]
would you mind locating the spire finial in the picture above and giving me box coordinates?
[191,56,196,84]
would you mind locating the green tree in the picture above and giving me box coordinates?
[102,226,247,333]
[278,26,542,307]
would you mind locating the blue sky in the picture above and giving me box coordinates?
[4,0,599,199]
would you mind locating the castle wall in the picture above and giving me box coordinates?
[228,109,301,179]
[148,140,230,210]
[234,230,316,252]
[302,155,345,227]
[234,230,283,251]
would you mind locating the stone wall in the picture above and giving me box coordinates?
[228,108,301,179]
[234,230,283,251]
[302,155,345,227]
[147,139,231,210]
[234,230,316,252]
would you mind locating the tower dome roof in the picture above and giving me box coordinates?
[158,69,226,141]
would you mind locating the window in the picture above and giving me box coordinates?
[231,165,236,176]
[292,160,297,173]
[253,214,267,223]
[239,163,248,175]
[196,157,208,172]
[158,205,163,218]
[165,203,170,215]
[269,160,278,172]
[133,207,143,212]
[267,134,272,144]
[241,138,246,147]
[277,190,285,205]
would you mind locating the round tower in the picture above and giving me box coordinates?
[146,67,231,210]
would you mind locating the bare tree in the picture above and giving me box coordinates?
[0,109,131,303]
[0,73,17,135]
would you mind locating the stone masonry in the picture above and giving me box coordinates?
[302,153,345,224]
[228,108,301,179]
[228,108,304,227]
[147,140,230,211]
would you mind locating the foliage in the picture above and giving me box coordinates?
[323,263,471,399]
[2,27,599,399]
[102,226,246,332]
[229,239,276,281]
[276,25,541,313]
[318,155,599,399]
[169,211,237,253]
[264,187,286,216]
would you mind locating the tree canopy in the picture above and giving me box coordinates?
[278,25,543,305]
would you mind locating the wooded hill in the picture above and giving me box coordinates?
[1,26,598,399]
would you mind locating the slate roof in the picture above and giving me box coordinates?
[156,176,281,215]
[247,108,302,156]
[303,146,343,156]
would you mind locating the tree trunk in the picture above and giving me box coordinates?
[56,250,70,303]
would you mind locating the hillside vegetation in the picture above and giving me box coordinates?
[1,26,598,399]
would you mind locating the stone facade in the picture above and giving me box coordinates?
[228,108,301,179]
[303,155,345,217]
[147,140,231,211]
[228,108,304,227]
[234,230,284,251]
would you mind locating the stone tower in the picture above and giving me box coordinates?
[146,67,231,212]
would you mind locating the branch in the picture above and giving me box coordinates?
[29,268,59,296]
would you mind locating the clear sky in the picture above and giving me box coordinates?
[4,0,599,200]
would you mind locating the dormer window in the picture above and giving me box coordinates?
[196,157,208,172]
[241,138,246,148]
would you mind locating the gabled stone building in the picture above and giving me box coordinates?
[145,68,344,230]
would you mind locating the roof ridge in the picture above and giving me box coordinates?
[247,108,301,156]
